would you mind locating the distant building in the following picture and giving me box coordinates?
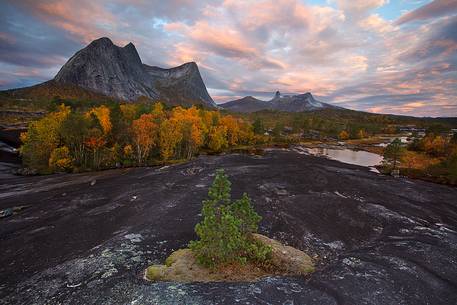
[398,125,426,134]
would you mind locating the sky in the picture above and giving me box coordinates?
[0,0,456,117]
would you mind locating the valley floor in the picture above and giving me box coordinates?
[1,149,457,304]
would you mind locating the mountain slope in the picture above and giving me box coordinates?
[220,91,337,113]
[144,62,214,107]
[1,80,113,102]
[220,96,272,113]
[4,37,216,108]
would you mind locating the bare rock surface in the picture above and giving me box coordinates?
[1,149,457,304]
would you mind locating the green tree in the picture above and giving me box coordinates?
[272,122,284,138]
[252,118,265,135]
[189,169,270,268]
[383,138,405,170]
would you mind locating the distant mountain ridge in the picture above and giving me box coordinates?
[220,91,338,113]
[4,37,216,108]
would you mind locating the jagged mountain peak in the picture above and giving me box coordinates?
[88,37,114,48]
[124,41,135,48]
[52,37,215,107]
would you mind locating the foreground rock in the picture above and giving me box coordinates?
[145,233,314,282]
[1,150,457,304]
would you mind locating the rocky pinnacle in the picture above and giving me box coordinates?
[54,37,216,107]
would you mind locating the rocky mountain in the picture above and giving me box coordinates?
[7,37,216,108]
[220,91,337,113]
[220,96,271,113]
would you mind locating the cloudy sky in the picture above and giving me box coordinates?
[1,0,456,117]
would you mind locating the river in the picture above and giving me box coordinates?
[294,146,383,172]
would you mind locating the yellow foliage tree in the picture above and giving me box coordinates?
[170,106,204,159]
[357,129,367,139]
[151,102,166,122]
[131,114,158,164]
[87,105,112,135]
[49,146,72,172]
[208,125,228,152]
[159,118,182,160]
[220,115,240,146]
[123,144,134,159]
[120,104,137,122]
[20,104,70,170]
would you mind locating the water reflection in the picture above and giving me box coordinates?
[304,147,383,167]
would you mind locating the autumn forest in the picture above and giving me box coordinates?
[19,103,260,173]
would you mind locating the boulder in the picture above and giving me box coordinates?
[145,234,314,283]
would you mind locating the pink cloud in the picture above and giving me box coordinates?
[188,21,257,58]
[359,14,396,33]
[12,0,118,43]
[335,0,388,16]
[223,0,312,30]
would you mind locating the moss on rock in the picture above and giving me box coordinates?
[145,234,314,283]
[165,249,188,267]
[145,265,166,281]
[251,233,315,274]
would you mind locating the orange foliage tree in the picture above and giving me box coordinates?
[170,106,204,159]
[20,102,259,171]
[84,129,106,169]
[339,130,349,140]
[424,135,446,157]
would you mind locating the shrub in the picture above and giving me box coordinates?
[48,146,73,172]
[383,138,405,170]
[338,130,349,140]
[189,169,271,268]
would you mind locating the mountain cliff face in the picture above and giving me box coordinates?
[220,91,336,113]
[53,37,215,107]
